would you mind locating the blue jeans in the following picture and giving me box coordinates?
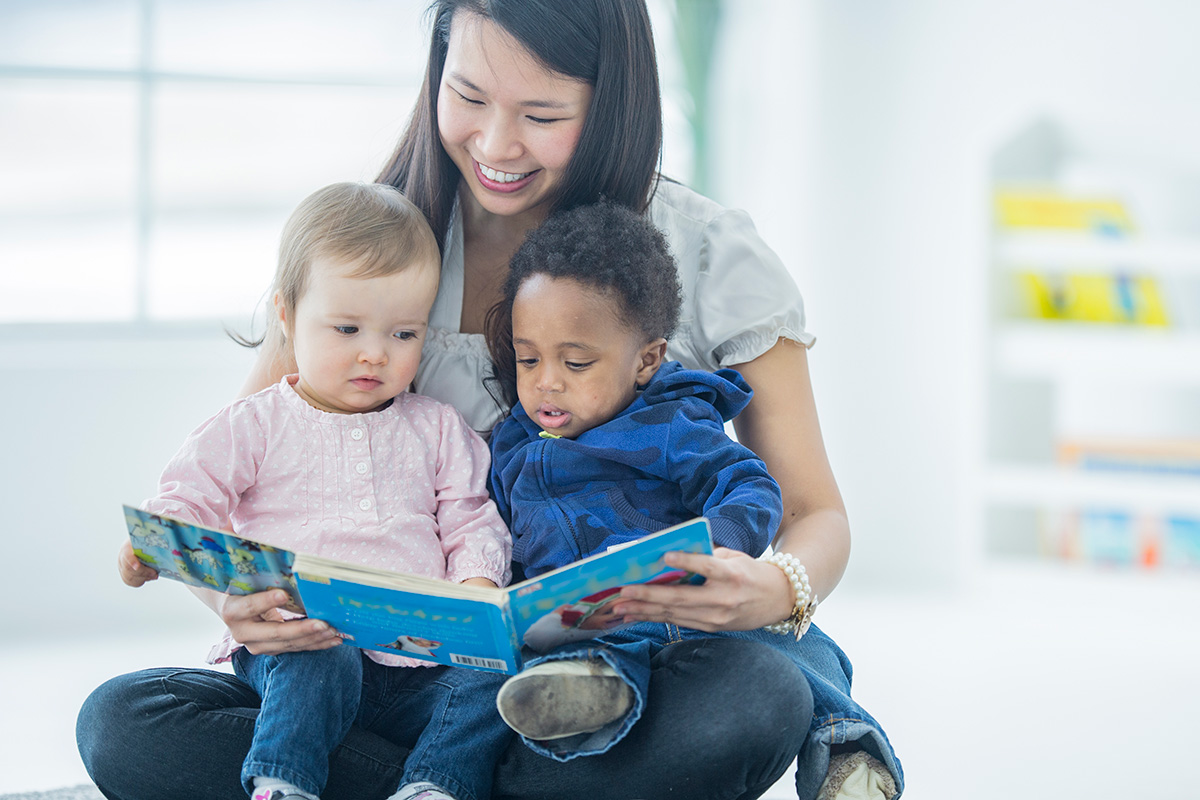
[78,637,808,800]
[232,647,510,800]
[514,623,769,762]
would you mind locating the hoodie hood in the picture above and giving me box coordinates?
[639,361,752,422]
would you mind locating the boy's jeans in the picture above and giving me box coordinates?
[233,646,511,800]
[514,622,798,762]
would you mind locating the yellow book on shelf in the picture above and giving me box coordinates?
[1012,271,1170,326]
[995,190,1135,234]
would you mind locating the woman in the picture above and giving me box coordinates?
[78,2,902,799]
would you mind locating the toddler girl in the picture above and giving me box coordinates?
[120,182,512,800]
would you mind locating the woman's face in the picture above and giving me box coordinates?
[437,12,592,225]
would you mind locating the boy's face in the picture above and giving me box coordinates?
[280,256,439,415]
[512,275,665,439]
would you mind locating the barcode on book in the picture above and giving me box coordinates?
[449,653,508,670]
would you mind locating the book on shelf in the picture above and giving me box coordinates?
[124,505,712,673]
[996,189,1172,327]
[1013,271,1170,326]
[994,188,1136,235]
[1040,439,1200,568]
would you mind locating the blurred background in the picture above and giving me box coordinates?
[2,0,1198,797]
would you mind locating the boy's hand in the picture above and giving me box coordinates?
[117,539,159,587]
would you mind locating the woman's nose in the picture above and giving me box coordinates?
[476,113,523,164]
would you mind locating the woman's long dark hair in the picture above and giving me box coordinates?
[376,0,663,248]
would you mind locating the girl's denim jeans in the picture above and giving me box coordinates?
[232,647,511,800]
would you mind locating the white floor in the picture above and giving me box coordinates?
[3,562,1198,799]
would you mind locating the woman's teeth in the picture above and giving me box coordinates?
[480,165,532,183]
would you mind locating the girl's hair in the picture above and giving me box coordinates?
[235,182,439,347]
[484,200,682,409]
[377,0,662,249]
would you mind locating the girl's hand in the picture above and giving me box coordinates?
[118,540,159,587]
[613,548,795,632]
[460,577,499,589]
[220,591,343,656]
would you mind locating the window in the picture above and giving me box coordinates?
[0,0,691,328]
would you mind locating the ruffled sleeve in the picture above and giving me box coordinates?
[650,182,814,372]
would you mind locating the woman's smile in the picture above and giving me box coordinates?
[474,159,540,193]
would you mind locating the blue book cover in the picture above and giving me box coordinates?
[125,506,712,674]
[124,505,303,612]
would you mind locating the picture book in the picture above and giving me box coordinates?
[124,505,713,673]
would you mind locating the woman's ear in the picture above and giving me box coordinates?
[635,338,668,386]
[273,291,289,339]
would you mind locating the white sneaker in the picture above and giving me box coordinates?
[496,658,634,740]
[816,750,897,800]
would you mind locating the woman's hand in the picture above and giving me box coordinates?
[118,540,159,587]
[220,590,343,656]
[614,547,794,632]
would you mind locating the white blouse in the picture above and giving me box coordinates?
[412,179,814,434]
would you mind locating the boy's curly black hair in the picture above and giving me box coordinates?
[485,200,683,411]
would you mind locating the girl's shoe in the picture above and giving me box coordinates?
[389,782,457,800]
[496,658,633,740]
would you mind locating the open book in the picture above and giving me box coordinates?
[123,505,712,673]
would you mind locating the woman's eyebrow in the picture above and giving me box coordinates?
[447,71,573,110]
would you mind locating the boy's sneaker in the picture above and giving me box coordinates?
[816,750,898,800]
[496,658,633,740]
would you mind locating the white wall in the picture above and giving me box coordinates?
[704,0,1200,590]
[0,334,257,641]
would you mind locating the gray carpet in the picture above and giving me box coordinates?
[0,787,104,800]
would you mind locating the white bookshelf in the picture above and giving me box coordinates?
[994,323,1200,386]
[995,233,1200,276]
[981,118,1200,563]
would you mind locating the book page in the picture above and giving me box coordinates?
[507,518,712,653]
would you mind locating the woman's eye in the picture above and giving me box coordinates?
[394,331,417,341]
[527,115,558,125]
[454,87,484,105]
[335,325,358,335]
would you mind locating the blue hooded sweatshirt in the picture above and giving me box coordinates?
[489,361,783,578]
[489,362,906,797]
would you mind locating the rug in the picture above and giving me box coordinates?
[0,787,104,800]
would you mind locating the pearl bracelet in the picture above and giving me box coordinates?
[761,551,818,641]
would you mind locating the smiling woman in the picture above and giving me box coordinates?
[74,2,903,799]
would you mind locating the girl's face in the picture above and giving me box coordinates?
[437,12,592,226]
[279,257,439,415]
[511,275,664,439]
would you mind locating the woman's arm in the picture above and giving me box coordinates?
[730,337,851,600]
[615,338,849,631]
